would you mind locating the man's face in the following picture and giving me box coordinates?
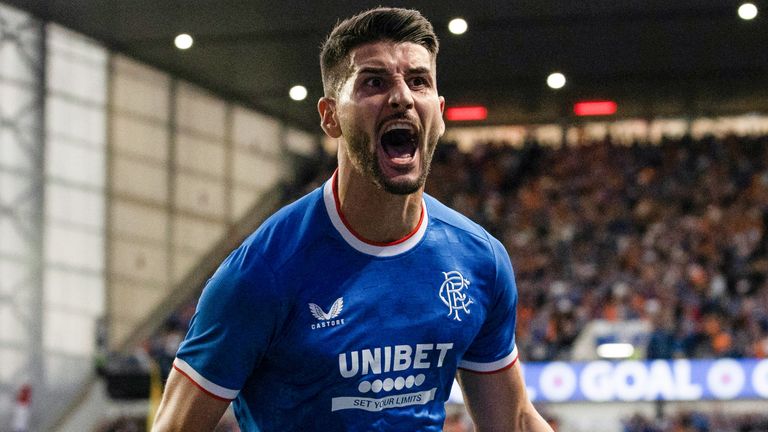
[333,41,445,195]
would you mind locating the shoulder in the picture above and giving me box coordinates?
[424,194,506,253]
[201,188,329,309]
[242,185,328,267]
[425,194,484,236]
[424,194,513,279]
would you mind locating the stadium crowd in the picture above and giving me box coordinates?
[136,132,768,431]
[427,134,768,362]
[622,410,768,432]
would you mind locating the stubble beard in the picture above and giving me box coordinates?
[345,126,440,195]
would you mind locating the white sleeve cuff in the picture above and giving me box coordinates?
[173,358,240,400]
[458,345,519,373]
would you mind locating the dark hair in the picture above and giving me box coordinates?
[320,7,439,97]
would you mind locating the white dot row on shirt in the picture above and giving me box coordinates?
[358,374,426,394]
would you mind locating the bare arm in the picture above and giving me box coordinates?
[458,361,553,432]
[152,366,231,432]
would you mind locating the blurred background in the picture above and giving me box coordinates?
[0,1,767,431]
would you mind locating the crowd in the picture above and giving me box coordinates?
[135,132,768,431]
[622,410,768,432]
[427,134,768,362]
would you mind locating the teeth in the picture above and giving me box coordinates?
[383,122,415,134]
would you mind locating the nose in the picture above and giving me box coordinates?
[388,79,414,111]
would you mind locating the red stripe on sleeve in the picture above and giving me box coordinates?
[458,352,519,375]
[173,364,234,402]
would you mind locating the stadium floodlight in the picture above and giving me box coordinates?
[448,18,468,35]
[289,85,308,101]
[738,3,758,20]
[596,343,635,359]
[174,33,194,50]
[547,72,566,90]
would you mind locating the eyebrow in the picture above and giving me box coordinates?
[358,66,432,76]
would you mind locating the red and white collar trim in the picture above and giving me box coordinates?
[323,172,428,257]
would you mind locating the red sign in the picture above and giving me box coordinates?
[574,100,617,116]
[446,106,488,121]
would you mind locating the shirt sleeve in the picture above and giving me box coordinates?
[174,243,282,400]
[458,236,519,373]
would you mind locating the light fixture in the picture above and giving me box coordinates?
[445,106,487,121]
[448,18,468,35]
[289,85,308,101]
[596,343,635,359]
[574,100,618,116]
[174,33,194,50]
[738,3,758,20]
[547,72,566,90]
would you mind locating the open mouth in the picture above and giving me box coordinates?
[380,124,418,161]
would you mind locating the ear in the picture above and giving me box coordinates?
[318,97,342,138]
[438,95,446,136]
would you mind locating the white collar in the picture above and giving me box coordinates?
[322,173,428,257]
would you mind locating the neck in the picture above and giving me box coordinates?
[334,160,424,244]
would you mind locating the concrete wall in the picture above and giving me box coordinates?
[0,3,318,429]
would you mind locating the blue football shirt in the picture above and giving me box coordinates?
[174,173,519,431]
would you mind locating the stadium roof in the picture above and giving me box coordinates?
[7,0,768,131]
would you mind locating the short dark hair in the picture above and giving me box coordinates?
[320,7,439,98]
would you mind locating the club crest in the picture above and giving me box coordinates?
[439,271,473,321]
